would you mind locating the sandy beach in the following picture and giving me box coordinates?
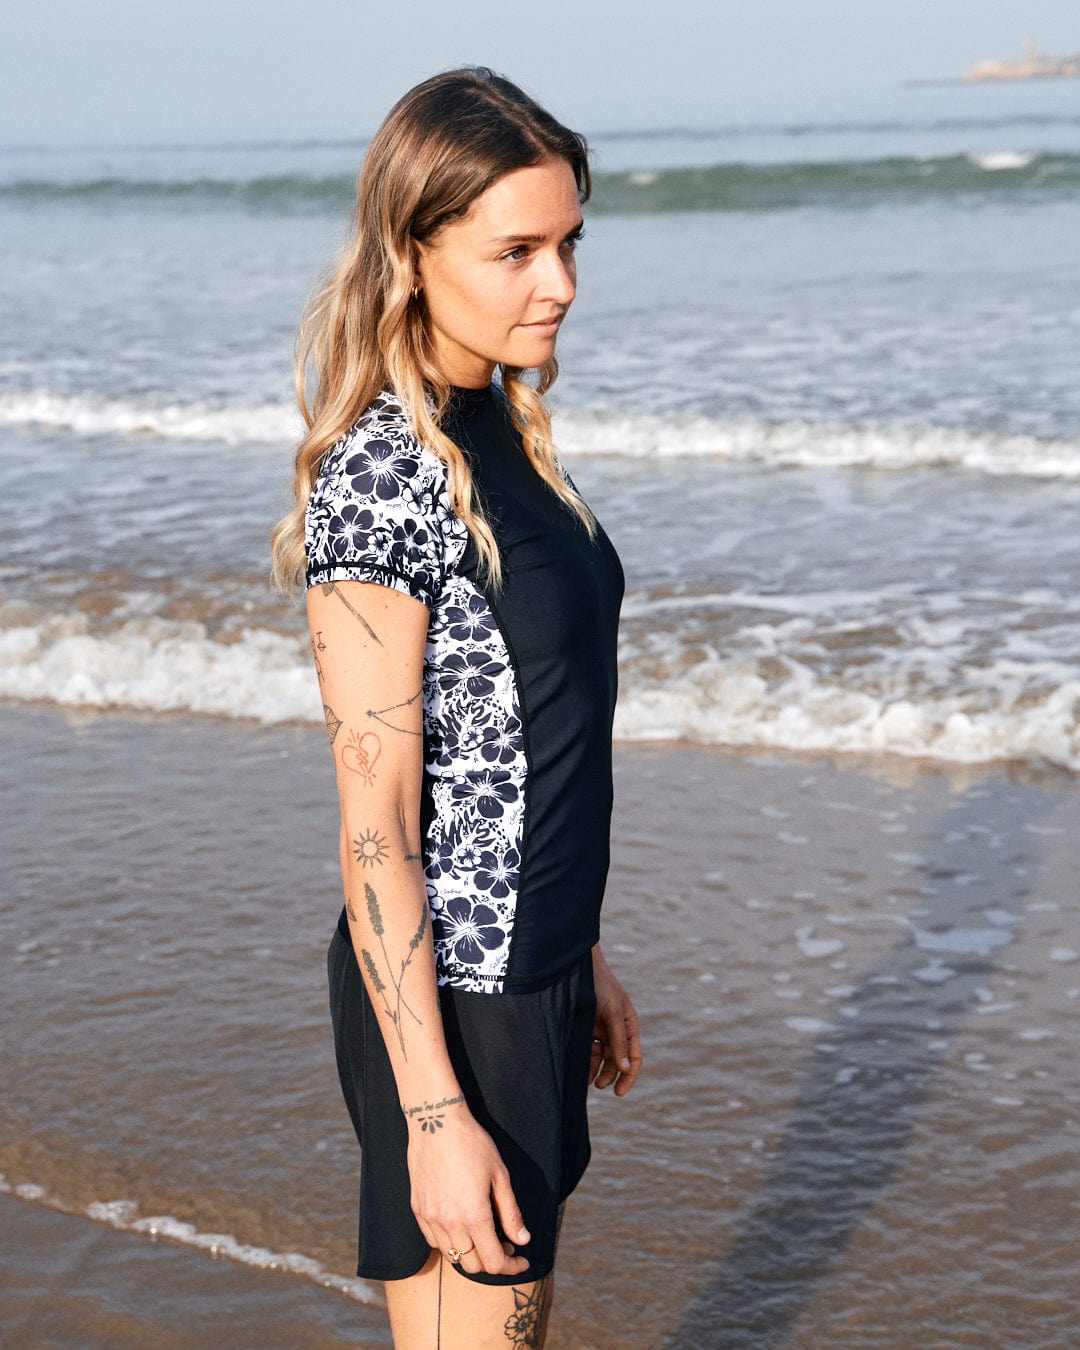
[4,706,1079,1346]
[2,53,1079,1349]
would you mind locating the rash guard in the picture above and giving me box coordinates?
[306,383,623,992]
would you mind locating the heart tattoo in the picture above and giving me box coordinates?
[341,729,381,785]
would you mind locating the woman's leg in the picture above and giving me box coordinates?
[384,1249,555,1349]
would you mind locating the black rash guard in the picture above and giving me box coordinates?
[306,383,623,992]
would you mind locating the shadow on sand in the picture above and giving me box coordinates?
[668,778,1055,1348]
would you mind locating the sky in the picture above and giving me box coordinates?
[3,0,1078,143]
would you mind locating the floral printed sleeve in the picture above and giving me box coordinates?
[304,392,462,607]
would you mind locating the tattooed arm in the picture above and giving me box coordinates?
[307,579,530,1278]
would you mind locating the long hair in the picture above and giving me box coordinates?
[270,67,594,593]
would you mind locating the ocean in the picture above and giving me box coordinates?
[3,78,1079,771]
[3,79,1080,1347]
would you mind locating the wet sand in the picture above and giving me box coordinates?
[0,1193,387,1348]
[3,707,1079,1347]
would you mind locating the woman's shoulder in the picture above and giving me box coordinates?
[317,388,446,496]
[306,390,467,597]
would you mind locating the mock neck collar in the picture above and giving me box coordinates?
[447,382,496,413]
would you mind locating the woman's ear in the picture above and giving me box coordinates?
[410,241,425,302]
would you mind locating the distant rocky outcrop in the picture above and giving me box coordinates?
[907,39,1080,87]
[964,39,1080,82]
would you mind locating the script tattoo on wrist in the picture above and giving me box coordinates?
[402,1093,465,1132]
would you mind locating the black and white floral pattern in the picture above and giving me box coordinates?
[306,391,526,992]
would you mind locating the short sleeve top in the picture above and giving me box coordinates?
[306,385,623,993]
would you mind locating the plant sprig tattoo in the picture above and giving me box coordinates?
[356,882,426,1059]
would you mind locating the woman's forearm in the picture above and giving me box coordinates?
[308,578,463,1118]
[337,821,463,1114]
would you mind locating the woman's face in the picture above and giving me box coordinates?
[415,156,583,388]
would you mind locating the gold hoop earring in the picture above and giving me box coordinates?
[411,284,420,302]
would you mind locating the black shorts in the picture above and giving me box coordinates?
[327,912,596,1285]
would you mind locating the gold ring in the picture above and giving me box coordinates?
[446,1244,473,1263]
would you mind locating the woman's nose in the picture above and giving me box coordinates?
[540,251,576,306]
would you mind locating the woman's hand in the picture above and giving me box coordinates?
[589,944,643,1096]
[406,1102,531,1277]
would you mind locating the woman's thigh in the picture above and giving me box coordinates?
[385,1248,555,1349]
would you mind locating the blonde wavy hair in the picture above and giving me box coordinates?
[270,67,594,593]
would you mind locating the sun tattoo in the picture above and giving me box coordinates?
[352,827,389,868]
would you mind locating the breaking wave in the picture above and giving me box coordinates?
[1,607,1076,772]
[3,389,1079,478]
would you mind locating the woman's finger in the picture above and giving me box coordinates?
[594,1002,628,1089]
[415,1216,440,1253]
[462,1220,529,1277]
[445,1229,484,1276]
[609,1006,632,1075]
[613,1004,643,1096]
[490,1166,531,1249]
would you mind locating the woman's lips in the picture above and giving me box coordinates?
[519,316,563,337]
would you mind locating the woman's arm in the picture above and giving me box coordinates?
[308,578,530,1277]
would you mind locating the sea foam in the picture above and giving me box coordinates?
[0,1176,382,1306]
[0,390,300,446]
[613,650,1080,771]
[555,410,1080,478]
[2,389,1078,479]
[0,620,319,724]
[1,611,1077,772]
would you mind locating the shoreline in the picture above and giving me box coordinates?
[1,695,1074,790]
[3,706,1079,1347]
[0,1192,388,1350]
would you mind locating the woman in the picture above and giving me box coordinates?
[271,67,641,1348]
